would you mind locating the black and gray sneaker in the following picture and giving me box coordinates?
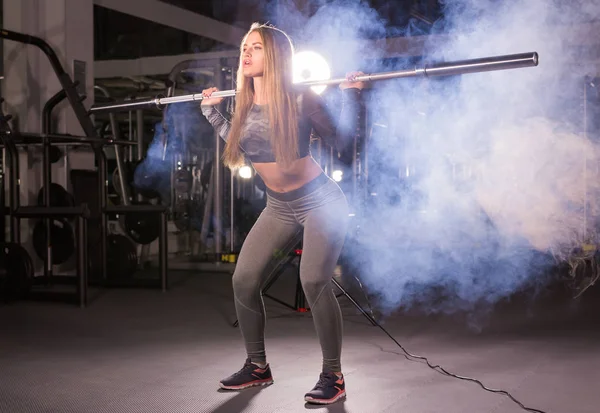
[219,358,274,390]
[304,372,346,404]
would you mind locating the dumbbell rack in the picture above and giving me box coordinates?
[0,28,169,307]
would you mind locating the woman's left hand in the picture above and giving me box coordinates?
[340,71,366,90]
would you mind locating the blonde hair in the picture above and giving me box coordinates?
[222,23,299,168]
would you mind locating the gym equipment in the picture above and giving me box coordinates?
[49,146,63,163]
[0,243,34,302]
[172,198,204,232]
[172,199,191,231]
[121,160,162,200]
[111,161,160,203]
[90,52,539,113]
[106,234,138,280]
[130,117,173,202]
[174,169,192,193]
[0,28,169,300]
[110,167,123,199]
[36,183,75,209]
[32,218,75,265]
[110,160,162,203]
[118,201,161,245]
[94,85,133,208]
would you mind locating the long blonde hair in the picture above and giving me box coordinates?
[222,23,299,168]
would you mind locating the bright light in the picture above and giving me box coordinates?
[332,170,343,182]
[238,165,252,179]
[293,51,330,95]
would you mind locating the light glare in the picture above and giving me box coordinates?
[332,170,343,182]
[293,51,331,95]
[239,165,252,179]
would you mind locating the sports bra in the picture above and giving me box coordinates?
[200,88,363,163]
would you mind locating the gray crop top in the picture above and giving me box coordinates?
[200,88,363,163]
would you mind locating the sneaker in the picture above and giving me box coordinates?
[219,358,274,390]
[304,372,346,404]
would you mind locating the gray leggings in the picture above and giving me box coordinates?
[232,172,349,373]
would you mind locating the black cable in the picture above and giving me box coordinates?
[372,319,548,413]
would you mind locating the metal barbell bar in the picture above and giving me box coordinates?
[89,52,538,114]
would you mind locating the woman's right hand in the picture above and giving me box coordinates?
[200,87,224,106]
[339,71,366,90]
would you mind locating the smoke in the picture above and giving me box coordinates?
[132,102,214,204]
[264,0,600,318]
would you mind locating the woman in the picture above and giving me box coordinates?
[200,22,365,405]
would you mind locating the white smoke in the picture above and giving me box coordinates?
[263,0,600,318]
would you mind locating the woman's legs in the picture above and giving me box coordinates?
[290,182,349,404]
[231,206,301,365]
[221,173,350,401]
[298,193,349,374]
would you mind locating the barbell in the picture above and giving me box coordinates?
[89,52,539,113]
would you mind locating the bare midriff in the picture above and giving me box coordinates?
[252,155,324,193]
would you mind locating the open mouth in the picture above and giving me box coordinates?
[243,59,251,67]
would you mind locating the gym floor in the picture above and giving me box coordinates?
[0,266,598,413]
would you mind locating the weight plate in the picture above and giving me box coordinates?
[49,146,63,163]
[106,234,138,279]
[119,201,161,245]
[32,219,75,265]
[2,243,33,301]
[36,183,75,208]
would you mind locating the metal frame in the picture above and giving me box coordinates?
[0,28,170,306]
[162,56,239,258]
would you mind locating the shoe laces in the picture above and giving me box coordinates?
[313,373,335,390]
[232,359,256,377]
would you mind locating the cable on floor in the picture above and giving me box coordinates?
[374,320,548,413]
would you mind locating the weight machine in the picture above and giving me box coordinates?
[92,86,167,286]
[0,29,169,307]
[164,57,235,256]
[125,55,261,258]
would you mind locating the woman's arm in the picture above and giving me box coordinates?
[303,87,364,153]
[200,105,231,142]
[200,86,230,142]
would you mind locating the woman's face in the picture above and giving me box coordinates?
[241,31,265,78]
